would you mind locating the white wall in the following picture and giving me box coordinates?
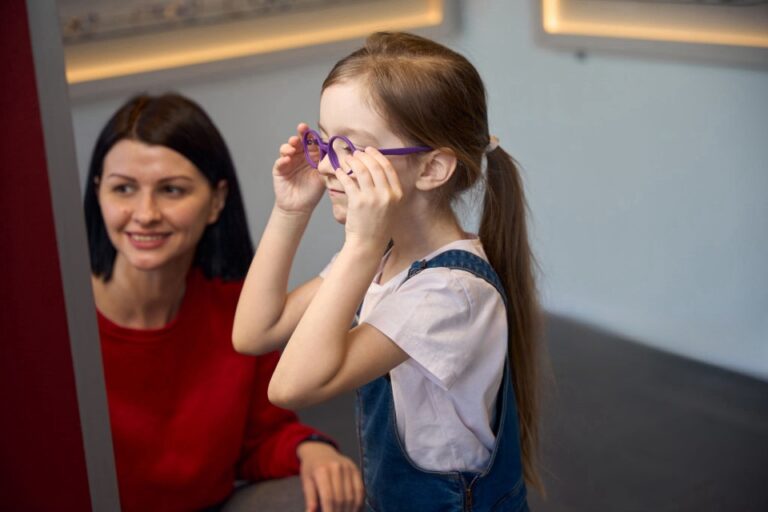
[69,1,768,380]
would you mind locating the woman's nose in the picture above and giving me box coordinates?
[132,192,162,225]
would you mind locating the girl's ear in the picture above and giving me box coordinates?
[208,180,229,224]
[415,148,457,192]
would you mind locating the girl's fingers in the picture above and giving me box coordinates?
[280,134,303,154]
[335,167,358,195]
[275,151,301,170]
[297,124,311,148]
[273,155,292,174]
[365,147,402,195]
[347,155,375,192]
[353,150,390,191]
[279,142,297,157]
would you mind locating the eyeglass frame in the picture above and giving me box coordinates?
[301,129,432,172]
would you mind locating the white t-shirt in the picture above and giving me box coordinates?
[322,237,507,472]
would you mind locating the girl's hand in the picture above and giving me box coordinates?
[297,442,364,512]
[335,147,403,251]
[273,123,326,215]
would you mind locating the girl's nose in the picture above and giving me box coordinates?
[316,152,336,177]
[132,192,162,225]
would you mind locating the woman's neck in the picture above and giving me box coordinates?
[92,255,193,329]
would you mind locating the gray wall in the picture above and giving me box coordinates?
[70,1,768,380]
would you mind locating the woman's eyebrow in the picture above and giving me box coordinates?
[103,173,194,182]
[103,173,136,181]
[158,176,195,183]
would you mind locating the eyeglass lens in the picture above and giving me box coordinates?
[304,131,323,168]
[330,137,354,170]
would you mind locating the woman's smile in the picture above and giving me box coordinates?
[125,231,172,250]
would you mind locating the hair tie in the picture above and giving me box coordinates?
[485,135,500,154]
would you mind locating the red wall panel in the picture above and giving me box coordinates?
[0,1,93,509]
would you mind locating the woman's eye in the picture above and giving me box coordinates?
[162,185,186,196]
[112,184,134,194]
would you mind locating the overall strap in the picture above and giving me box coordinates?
[404,249,508,307]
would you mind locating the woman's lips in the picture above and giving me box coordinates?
[126,232,170,249]
[328,188,345,195]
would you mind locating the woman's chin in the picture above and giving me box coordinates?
[123,256,167,273]
[115,247,192,275]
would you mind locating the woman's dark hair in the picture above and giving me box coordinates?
[324,32,543,491]
[83,93,253,281]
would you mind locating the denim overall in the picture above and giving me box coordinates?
[356,250,529,512]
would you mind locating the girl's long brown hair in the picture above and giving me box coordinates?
[323,32,543,491]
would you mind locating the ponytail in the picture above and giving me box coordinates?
[480,147,543,493]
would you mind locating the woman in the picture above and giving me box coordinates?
[83,93,362,512]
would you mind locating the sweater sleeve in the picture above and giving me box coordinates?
[235,351,330,481]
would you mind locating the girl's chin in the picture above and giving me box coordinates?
[331,204,347,224]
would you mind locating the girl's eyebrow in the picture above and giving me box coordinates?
[317,122,378,144]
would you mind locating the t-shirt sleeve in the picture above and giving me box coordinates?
[362,268,479,389]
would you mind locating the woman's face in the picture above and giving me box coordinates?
[97,139,226,275]
[317,78,418,224]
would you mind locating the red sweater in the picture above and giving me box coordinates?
[98,268,321,512]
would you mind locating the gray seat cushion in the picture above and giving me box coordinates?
[222,477,305,512]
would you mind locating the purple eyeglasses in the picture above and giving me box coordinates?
[302,129,431,173]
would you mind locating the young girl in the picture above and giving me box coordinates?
[234,32,541,511]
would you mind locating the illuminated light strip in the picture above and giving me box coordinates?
[542,0,562,34]
[542,0,768,48]
[66,2,443,84]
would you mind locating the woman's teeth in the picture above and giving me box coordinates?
[131,234,165,241]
